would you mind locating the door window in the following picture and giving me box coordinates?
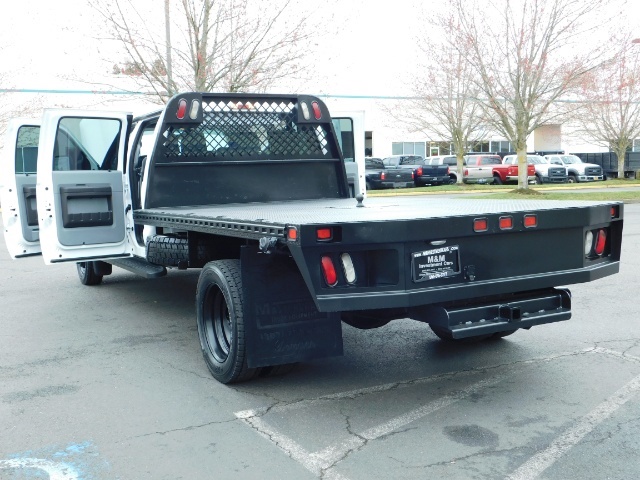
[15,126,40,174]
[53,118,121,171]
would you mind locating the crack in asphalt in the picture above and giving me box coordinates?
[131,417,238,439]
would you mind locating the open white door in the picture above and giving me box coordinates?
[0,118,42,258]
[331,111,366,198]
[36,110,133,265]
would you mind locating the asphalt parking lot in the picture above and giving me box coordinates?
[1,202,639,480]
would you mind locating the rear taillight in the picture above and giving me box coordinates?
[312,101,322,120]
[321,256,338,286]
[381,172,386,180]
[176,98,187,119]
[594,229,607,255]
[416,167,423,176]
[321,253,357,287]
[585,228,608,258]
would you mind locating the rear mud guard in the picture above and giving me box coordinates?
[241,246,343,368]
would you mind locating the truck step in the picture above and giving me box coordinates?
[110,257,167,278]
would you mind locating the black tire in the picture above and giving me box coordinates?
[492,329,518,339]
[535,175,543,185]
[365,180,373,191]
[146,235,189,267]
[430,325,491,343]
[568,174,577,183]
[341,312,391,329]
[493,175,503,185]
[77,262,103,286]
[196,260,259,384]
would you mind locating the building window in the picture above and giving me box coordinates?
[392,141,426,157]
[633,139,640,152]
[468,141,490,153]
[490,140,512,152]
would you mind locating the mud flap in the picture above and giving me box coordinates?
[241,246,343,368]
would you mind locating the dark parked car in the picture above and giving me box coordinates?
[365,157,414,190]
[382,155,450,186]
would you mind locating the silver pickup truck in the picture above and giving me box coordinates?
[462,154,502,184]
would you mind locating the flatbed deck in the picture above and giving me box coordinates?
[134,196,617,240]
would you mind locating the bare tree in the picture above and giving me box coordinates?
[455,0,615,189]
[93,0,319,102]
[575,38,640,178]
[404,11,487,184]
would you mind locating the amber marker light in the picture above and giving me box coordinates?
[499,216,513,230]
[473,218,488,232]
[524,214,538,228]
[317,228,333,241]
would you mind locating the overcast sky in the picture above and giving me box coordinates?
[2,0,640,114]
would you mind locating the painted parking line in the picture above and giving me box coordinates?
[0,441,105,480]
[507,348,640,480]
[234,348,640,479]
[0,458,78,479]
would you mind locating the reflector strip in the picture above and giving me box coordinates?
[321,256,338,286]
[189,100,200,120]
[341,253,357,284]
[176,99,187,119]
[585,230,594,256]
[317,228,332,241]
[300,102,311,120]
[524,214,537,228]
[473,218,488,232]
[499,216,513,230]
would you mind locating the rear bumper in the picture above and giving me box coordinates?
[380,181,415,189]
[314,261,618,312]
[416,175,451,185]
[410,288,571,338]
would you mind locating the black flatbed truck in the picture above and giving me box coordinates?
[1,92,623,384]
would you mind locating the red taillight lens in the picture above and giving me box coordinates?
[176,98,187,119]
[611,206,619,218]
[317,228,332,241]
[312,101,322,120]
[473,218,488,232]
[594,229,607,255]
[499,216,513,230]
[321,256,338,286]
[381,172,386,180]
[287,227,298,241]
[416,167,423,176]
[524,214,537,228]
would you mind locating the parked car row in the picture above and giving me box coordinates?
[364,153,605,190]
